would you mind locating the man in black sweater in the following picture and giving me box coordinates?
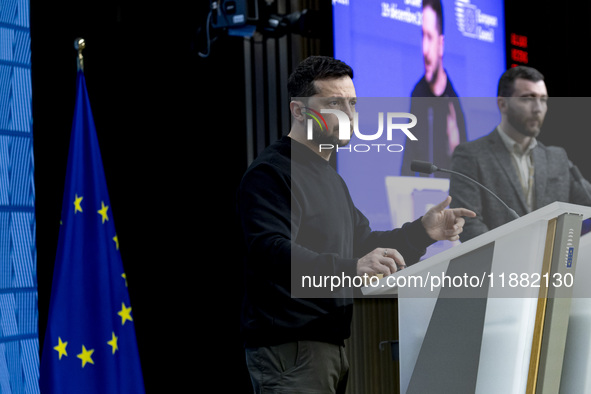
[237,56,475,393]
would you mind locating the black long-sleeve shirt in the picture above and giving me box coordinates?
[238,136,435,348]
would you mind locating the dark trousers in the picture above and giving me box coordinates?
[245,341,349,393]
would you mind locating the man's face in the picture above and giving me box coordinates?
[422,6,443,84]
[504,78,548,138]
[306,76,357,147]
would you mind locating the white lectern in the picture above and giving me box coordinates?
[560,230,591,393]
[362,202,591,394]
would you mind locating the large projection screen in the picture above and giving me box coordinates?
[333,0,506,257]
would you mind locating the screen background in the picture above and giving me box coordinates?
[333,0,506,235]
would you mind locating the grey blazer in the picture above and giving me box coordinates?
[449,128,591,242]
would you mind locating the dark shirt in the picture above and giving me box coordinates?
[238,136,435,348]
[401,74,467,176]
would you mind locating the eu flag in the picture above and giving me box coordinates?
[39,70,145,393]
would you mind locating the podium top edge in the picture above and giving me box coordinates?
[361,202,591,296]
[426,202,590,265]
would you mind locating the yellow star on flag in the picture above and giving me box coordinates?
[74,194,83,213]
[122,273,128,287]
[118,302,133,326]
[98,201,109,223]
[107,332,119,355]
[77,345,95,368]
[113,234,119,250]
[53,337,68,360]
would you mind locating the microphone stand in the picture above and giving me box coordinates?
[410,160,520,220]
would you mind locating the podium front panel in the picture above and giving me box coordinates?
[560,232,591,393]
[399,220,548,394]
[390,203,591,394]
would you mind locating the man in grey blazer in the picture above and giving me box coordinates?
[449,66,591,242]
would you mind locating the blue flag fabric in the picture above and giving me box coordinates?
[39,71,145,393]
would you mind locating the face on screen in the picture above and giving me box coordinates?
[422,6,444,85]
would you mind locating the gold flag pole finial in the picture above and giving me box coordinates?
[74,38,86,71]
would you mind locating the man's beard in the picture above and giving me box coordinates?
[425,59,440,85]
[311,125,351,147]
[506,105,543,138]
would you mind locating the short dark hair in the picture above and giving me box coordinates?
[288,56,354,99]
[423,0,444,35]
[497,66,545,97]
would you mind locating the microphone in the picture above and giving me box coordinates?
[410,160,438,175]
[410,160,520,220]
[569,162,591,205]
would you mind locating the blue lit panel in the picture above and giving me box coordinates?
[0,0,40,392]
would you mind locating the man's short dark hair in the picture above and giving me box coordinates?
[288,56,354,99]
[497,66,545,97]
[423,0,444,35]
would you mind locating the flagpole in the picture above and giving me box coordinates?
[74,37,85,71]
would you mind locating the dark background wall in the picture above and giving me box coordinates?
[31,1,250,391]
[30,1,591,392]
[504,1,591,182]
